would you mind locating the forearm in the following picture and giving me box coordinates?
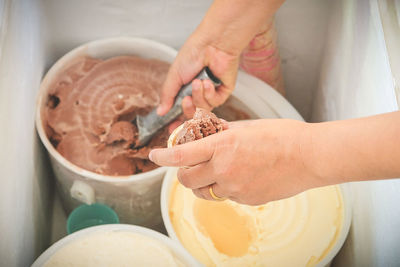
[195,0,285,55]
[307,111,400,185]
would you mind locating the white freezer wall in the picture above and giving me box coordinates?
[312,0,400,267]
[0,0,399,266]
[0,1,54,267]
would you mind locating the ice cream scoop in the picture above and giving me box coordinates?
[136,67,221,147]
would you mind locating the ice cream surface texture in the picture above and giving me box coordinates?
[169,178,344,267]
[44,231,185,267]
[175,108,223,145]
[42,56,170,176]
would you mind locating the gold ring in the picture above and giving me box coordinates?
[209,185,227,201]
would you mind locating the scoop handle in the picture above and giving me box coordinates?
[177,67,221,100]
[168,67,222,121]
[137,67,221,146]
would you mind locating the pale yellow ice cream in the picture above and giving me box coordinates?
[169,177,344,267]
[45,231,185,267]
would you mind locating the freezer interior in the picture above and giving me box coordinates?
[0,0,399,266]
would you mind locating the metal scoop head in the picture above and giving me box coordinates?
[136,67,221,147]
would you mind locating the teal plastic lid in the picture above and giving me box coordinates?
[67,203,119,234]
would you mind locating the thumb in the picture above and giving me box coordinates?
[149,135,217,166]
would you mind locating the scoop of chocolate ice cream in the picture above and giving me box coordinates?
[176,108,223,145]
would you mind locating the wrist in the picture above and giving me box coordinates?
[304,118,379,186]
[298,122,343,188]
[195,0,282,56]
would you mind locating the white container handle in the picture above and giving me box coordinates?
[70,180,95,205]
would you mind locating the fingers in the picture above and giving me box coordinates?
[204,47,240,107]
[149,136,215,167]
[192,187,213,201]
[192,183,227,201]
[178,161,229,202]
[158,38,240,115]
[158,69,218,115]
[192,188,204,199]
[192,79,213,110]
[206,84,234,108]
[209,183,227,200]
[157,67,184,115]
[182,96,196,118]
[193,79,228,109]
[177,162,215,189]
[157,46,203,116]
[203,79,224,107]
[158,62,236,115]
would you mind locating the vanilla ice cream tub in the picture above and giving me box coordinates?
[32,224,200,267]
[161,168,351,267]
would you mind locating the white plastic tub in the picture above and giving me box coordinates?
[32,224,201,267]
[159,78,351,266]
[161,168,352,267]
[35,38,175,231]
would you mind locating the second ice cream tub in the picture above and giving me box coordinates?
[32,224,200,266]
[160,81,351,266]
[162,168,351,267]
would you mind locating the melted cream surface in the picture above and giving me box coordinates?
[169,178,344,267]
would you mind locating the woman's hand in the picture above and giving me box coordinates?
[151,111,400,205]
[157,0,286,121]
[159,36,240,129]
[150,119,320,205]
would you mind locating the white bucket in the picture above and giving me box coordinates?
[35,37,176,230]
[32,224,201,266]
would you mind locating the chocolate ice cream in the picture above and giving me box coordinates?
[175,108,223,145]
[42,56,170,176]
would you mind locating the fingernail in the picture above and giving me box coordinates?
[148,150,154,161]
[192,79,200,90]
[203,80,212,91]
[156,106,164,115]
[183,98,191,107]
